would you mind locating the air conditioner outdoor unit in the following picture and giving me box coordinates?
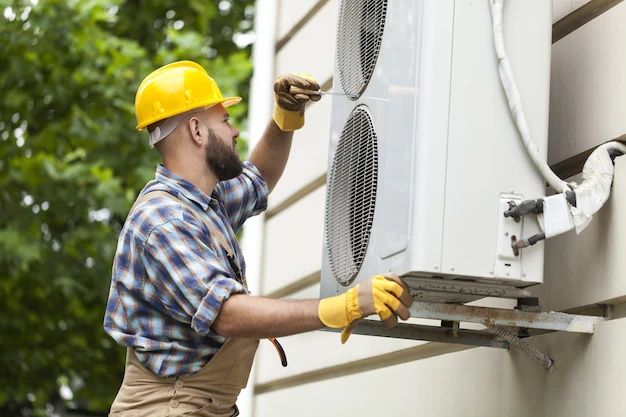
[320,0,553,303]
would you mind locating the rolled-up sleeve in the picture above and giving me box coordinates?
[142,219,245,335]
[215,160,269,231]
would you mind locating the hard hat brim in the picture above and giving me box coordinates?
[136,96,242,130]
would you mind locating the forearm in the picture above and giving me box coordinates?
[212,294,323,338]
[249,120,293,192]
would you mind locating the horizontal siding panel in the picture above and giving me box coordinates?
[275,0,337,81]
[253,2,626,415]
[277,0,323,40]
[548,2,626,165]
[261,186,325,295]
[254,347,515,417]
[267,98,331,211]
[552,0,593,22]
[255,317,626,417]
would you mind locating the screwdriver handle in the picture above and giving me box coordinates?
[288,86,345,96]
[289,86,321,96]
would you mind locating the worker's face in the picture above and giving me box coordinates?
[201,105,242,181]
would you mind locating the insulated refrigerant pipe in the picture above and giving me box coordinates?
[489,0,571,194]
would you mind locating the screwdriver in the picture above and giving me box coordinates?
[289,86,347,97]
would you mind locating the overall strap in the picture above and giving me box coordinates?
[128,190,284,366]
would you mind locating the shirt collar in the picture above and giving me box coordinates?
[153,164,214,211]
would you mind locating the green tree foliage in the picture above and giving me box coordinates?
[0,0,254,414]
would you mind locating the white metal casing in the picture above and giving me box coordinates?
[320,0,552,298]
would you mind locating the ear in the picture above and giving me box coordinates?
[187,116,204,146]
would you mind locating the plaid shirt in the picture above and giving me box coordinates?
[104,161,268,377]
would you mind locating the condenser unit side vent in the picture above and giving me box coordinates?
[336,0,388,100]
[325,105,379,286]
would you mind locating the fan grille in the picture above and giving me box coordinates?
[336,0,388,100]
[325,106,379,286]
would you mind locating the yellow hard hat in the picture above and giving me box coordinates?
[134,60,241,130]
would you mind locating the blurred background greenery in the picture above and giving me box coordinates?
[0,0,255,414]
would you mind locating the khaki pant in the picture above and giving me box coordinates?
[109,338,259,417]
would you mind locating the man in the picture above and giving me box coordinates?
[104,60,412,416]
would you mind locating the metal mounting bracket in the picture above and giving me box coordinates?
[408,301,605,333]
[339,300,608,369]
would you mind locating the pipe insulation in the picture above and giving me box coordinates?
[488,0,570,194]
[538,142,626,237]
[489,0,626,239]
[570,141,626,233]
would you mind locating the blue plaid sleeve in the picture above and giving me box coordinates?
[215,160,269,231]
[141,218,245,335]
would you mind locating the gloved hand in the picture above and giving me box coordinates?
[318,273,412,343]
[273,73,321,131]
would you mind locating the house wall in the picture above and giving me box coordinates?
[245,1,626,415]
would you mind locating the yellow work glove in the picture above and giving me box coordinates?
[273,73,321,131]
[318,274,412,343]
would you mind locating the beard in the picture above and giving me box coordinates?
[205,128,243,181]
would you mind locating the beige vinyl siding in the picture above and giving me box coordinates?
[250,0,626,415]
[553,0,594,22]
[276,0,322,40]
[255,317,626,417]
[274,1,337,80]
[548,2,626,165]
[261,186,325,295]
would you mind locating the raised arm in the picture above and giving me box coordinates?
[248,120,294,193]
[249,73,321,192]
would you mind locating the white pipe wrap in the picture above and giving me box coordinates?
[489,1,626,241]
[489,0,570,193]
[570,142,626,233]
[538,193,575,239]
